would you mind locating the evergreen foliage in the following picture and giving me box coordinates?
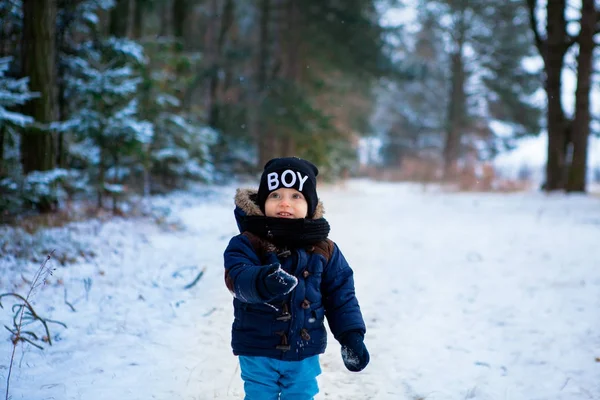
[3,0,593,218]
[58,37,152,207]
[0,57,36,213]
[137,39,218,192]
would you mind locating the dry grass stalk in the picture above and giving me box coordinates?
[1,250,66,400]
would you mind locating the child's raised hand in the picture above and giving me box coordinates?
[258,263,298,299]
[340,331,370,372]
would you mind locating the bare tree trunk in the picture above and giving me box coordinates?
[543,0,569,190]
[253,0,272,168]
[127,0,135,38]
[109,0,132,37]
[204,0,226,127]
[204,0,218,118]
[180,1,210,109]
[443,20,466,181]
[20,0,57,175]
[211,0,234,127]
[566,0,596,192]
[259,0,287,160]
[56,104,66,167]
[159,0,172,37]
[280,0,299,157]
[172,0,187,39]
[133,0,144,39]
[98,144,105,209]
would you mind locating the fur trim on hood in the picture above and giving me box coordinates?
[235,188,325,219]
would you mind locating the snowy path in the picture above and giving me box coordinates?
[2,180,599,399]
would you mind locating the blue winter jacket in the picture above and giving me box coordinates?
[223,188,366,361]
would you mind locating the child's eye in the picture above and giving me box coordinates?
[292,193,303,199]
[269,192,280,199]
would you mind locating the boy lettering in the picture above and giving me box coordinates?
[267,170,309,192]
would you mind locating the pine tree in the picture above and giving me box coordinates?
[59,37,151,209]
[0,58,35,131]
[0,57,36,213]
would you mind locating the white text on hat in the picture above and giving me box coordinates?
[267,170,309,192]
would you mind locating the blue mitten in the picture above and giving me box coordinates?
[257,263,298,299]
[340,331,370,372]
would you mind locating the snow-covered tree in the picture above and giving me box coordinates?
[59,38,152,209]
[136,39,218,193]
[0,58,35,130]
[151,111,217,191]
[0,57,36,214]
[56,0,117,167]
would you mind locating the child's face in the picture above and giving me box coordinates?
[264,188,308,219]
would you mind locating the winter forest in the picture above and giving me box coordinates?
[1,0,600,399]
[0,0,598,216]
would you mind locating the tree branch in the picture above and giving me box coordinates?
[566,33,578,48]
[526,0,545,57]
[568,7,600,48]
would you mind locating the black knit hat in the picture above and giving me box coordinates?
[257,157,319,218]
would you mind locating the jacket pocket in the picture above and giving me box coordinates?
[242,303,277,317]
[234,303,276,337]
[233,303,276,328]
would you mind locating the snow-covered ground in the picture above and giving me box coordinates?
[1,180,599,400]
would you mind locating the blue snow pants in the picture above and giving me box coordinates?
[239,355,321,400]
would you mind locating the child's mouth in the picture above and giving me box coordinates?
[277,212,294,218]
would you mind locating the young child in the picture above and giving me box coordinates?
[223,157,369,400]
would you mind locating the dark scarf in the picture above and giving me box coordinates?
[237,215,330,248]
